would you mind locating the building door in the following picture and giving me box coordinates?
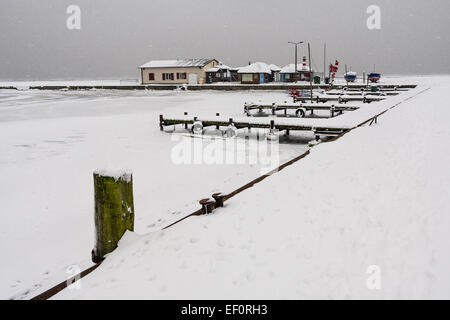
[188,74,198,84]
[260,74,264,84]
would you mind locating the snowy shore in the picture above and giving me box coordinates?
[1,76,449,299]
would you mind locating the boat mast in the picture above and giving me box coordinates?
[323,42,326,82]
[308,42,313,103]
[345,64,348,85]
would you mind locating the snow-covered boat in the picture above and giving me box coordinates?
[344,71,357,82]
[368,72,381,83]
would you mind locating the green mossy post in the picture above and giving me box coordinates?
[92,170,134,263]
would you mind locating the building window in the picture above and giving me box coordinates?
[148,73,154,81]
[285,74,290,79]
[242,74,252,82]
[162,73,174,80]
[216,73,221,77]
[177,72,187,79]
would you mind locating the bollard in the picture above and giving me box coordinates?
[159,115,164,131]
[212,193,225,208]
[92,170,135,263]
[199,198,215,214]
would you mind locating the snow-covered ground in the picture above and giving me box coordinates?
[1,76,449,299]
[0,88,313,300]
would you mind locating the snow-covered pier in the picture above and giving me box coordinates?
[244,102,359,117]
[159,115,350,136]
[325,91,399,96]
[294,95,385,104]
[160,84,417,137]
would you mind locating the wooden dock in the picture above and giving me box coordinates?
[345,87,410,92]
[158,84,416,137]
[159,115,349,136]
[243,103,359,118]
[325,91,399,96]
[294,95,385,104]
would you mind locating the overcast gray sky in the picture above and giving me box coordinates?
[1,0,449,80]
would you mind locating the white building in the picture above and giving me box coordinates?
[139,58,219,84]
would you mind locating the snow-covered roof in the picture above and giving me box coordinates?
[280,63,311,73]
[269,64,281,72]
[237,62,272,74]
[139,58,217,68]
[205,64,231,72]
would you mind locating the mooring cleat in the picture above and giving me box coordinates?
[199,198,215,214]
[91,249,105,264]
[212,193,225,208]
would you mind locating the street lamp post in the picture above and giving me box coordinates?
[288,41,303,82]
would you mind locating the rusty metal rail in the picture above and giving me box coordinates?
[31,263,102,300]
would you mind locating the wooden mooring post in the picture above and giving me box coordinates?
[92,170,135,263]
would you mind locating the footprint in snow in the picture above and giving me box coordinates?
[10,280,21,288]
[216,239,226,247]
[159,285,167,293]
